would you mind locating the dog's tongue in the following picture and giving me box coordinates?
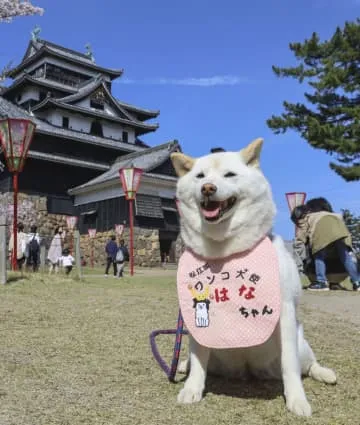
[201,202,220,218]
[202,208,220,218]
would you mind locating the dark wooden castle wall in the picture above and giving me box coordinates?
[0,157,100,200]
[76,197,179,237]
[33,133,130,164]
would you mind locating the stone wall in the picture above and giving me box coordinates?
[0,192,165,267]
[80,228,161,268]
[0,192,67,245]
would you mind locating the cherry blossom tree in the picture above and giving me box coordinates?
[0,0,44,22]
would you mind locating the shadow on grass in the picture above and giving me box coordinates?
[6,273,30,283]
[205,375,283,401]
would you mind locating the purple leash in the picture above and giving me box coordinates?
[150,309,188,382]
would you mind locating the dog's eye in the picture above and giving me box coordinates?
[224,172,236,178]
[196,172,205,179]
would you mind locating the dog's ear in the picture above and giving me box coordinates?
[170,152,195,177]
[240,138,263,168]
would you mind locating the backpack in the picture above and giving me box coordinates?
[122,246,129,261]
[116,248,124,263]
[28,235,40,257]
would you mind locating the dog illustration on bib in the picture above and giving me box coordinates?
[170,138,336,417]
[189,284,211,328]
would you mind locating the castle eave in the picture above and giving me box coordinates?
[32,99,159,133]
[8,45,123,80]
[2,75,78,97]
[28,150,110,170]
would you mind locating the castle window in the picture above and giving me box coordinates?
[90,120,103,137]
[39,90,47,102]
[122,131,128,143]
[62,117,69,129]
[16,94,22,103]
[90,99,104,110]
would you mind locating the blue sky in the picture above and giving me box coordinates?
[1,0,359,239]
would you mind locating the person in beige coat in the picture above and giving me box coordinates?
[292,197,360,292]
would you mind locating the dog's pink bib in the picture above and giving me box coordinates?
[177,237,281,349]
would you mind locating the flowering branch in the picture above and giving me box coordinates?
[0,0,44,22]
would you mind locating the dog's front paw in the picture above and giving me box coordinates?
[177,385,203,404]
[286,396,312,417]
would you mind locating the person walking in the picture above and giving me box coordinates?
[26,225,41,272]
[8,222,27,270]
[116,239,129,278]
[292,197,360,291]
[104,235,118,277]
[47,227,64,274]
[59,248,75,276]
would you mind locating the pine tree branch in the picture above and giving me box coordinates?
[267,19,360,181]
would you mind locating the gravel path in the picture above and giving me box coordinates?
[301,291,360,326]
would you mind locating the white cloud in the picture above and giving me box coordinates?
[118,75,251,87]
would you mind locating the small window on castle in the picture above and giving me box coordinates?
[62,117,69,129]
[39,90,47,102]
[16,94,22,103]
[122,131,128,143]
[90,99,104,110]
[90,120,103,137]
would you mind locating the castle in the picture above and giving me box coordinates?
[0,30,180,265]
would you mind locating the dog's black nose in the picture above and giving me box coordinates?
[201,183,217,196]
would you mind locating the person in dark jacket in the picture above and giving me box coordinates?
[116,239,129,277]
[104,235,118,277]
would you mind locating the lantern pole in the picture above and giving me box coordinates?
[119,166,143,277]
[129,198,134,276]
[89,233,94,268]
[0,118,36,271]
[12,173,18,270]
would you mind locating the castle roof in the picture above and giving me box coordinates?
[68,140,180,195]
[31,97,159,136]
[57,76,159,121]
[0,96,145,153]
[8,39,123,80]
[1,74,78,96]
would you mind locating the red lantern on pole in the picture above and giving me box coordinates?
[88,228,96,268]
[0,118,36,270]
[119,166,143,276]
[285,192,307,236]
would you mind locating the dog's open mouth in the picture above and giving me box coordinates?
[200,196,236,222]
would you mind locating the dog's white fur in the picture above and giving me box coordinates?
[171,138,336,417]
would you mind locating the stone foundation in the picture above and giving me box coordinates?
[0,192,168,267]
[80,228,161,268]
[0,192,67,243]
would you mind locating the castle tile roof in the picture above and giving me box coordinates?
[0,96,145,153]
[68,140,180,194]
[8,39,123,80]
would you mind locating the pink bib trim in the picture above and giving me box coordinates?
[177,237,281,349]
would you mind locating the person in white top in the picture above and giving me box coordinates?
[59,248,74,275]
[8,222,27,270]
[47,227,64,274]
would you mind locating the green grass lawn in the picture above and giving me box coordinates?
[0,271,358,425]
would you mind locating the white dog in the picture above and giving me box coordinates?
[170,138,336,417]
